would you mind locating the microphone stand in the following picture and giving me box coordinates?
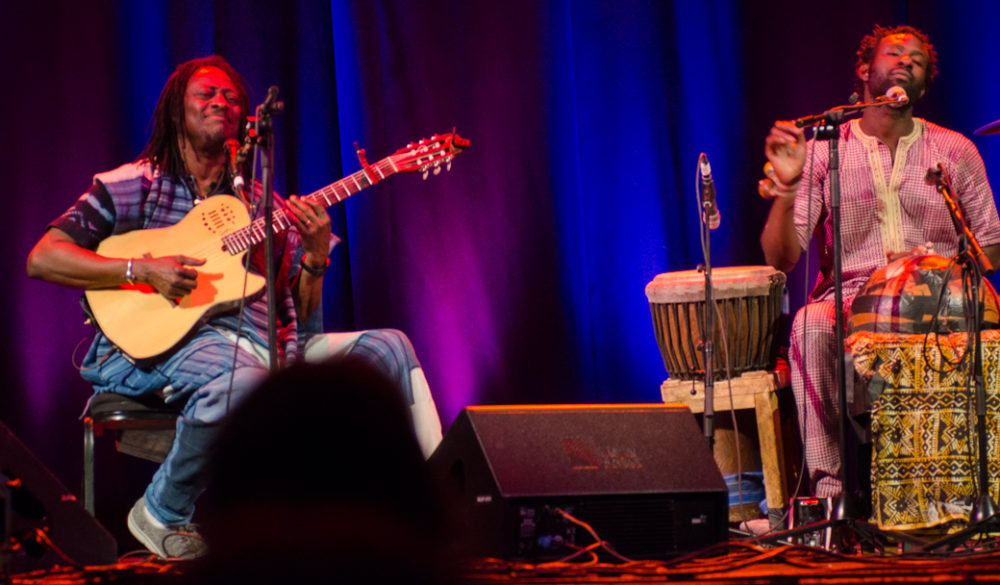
[755,96,926,552]
[254,86,284,371]
[701,209,716,451]
[922,165,999,553]
[698,155,721,451]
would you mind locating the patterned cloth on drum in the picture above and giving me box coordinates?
[645,266,786,381]
[848,330,1000,531]
[846,255,1000,531]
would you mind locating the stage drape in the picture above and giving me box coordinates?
[5,0,1000,511]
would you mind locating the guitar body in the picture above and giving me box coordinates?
[85,196,265,361]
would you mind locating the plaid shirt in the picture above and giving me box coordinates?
[794,118,1000,303]
[51,161,303,373]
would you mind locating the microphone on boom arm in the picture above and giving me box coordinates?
[699,153,720,230]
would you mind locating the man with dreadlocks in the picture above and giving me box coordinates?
[26,56,442,559]
[760,25,1000,499]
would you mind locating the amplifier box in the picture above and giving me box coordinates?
[427,404,727,561]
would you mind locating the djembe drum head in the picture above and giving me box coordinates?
[848,254,1000,335]
[646,266,786,380]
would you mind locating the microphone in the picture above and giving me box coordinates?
[261,85,284,115]
[699,153,720,230]
[885,85,908,104]
[225,138,247,195]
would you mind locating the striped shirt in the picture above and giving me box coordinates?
[794,118,1000,303]
[51,161,303,380]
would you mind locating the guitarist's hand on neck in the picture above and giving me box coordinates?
[286,194,333,320]
[286,195,332,260]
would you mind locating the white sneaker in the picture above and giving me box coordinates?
[127,496,207,559]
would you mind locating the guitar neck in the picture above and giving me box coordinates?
[222,156,399,254]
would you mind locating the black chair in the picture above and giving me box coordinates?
[82,393,182,515]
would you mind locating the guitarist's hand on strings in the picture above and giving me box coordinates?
[138,255,206,299]
[286,195,333,272]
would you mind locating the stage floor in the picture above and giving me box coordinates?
[459,541,1000,584]
[9,534,1000,584]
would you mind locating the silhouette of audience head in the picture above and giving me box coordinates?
[189,355,452,584]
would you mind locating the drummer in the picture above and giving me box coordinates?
[759,24,1000,499]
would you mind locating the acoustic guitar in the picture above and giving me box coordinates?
[85,131,469,361]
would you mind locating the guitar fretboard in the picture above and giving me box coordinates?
[221,157,399,254]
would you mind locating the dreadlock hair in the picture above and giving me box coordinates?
[853,24,938,96]
[137,55,251,178]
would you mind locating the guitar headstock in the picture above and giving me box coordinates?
[391,131,470,179]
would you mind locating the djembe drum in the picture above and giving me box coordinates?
[645,266,786,381]
[847,254,1000,530]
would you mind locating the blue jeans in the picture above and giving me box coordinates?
[85,327,431,526]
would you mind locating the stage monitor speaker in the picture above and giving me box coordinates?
[0,419,116,571]
[427,404,727,561]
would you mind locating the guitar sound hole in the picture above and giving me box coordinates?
[201,205,238,235]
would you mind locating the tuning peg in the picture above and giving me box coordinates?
[434,165,442,175]
[422,170,429,180]
[446,161,452,172]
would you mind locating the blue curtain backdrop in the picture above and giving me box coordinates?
[4,0,1000,539]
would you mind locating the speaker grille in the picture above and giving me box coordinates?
[571,496,677,555]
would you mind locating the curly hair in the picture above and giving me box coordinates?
[853,24,938,96]
[136,55,251,178]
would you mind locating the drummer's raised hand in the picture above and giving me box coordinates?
[764,121,806,191]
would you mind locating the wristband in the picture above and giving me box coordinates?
[300,256,329,277]
[125,258,136,285]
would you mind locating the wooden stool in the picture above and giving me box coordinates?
[661,365,794,521]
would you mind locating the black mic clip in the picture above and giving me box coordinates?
[795,107,845,130]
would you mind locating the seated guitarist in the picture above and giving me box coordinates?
[25,55,442,560]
